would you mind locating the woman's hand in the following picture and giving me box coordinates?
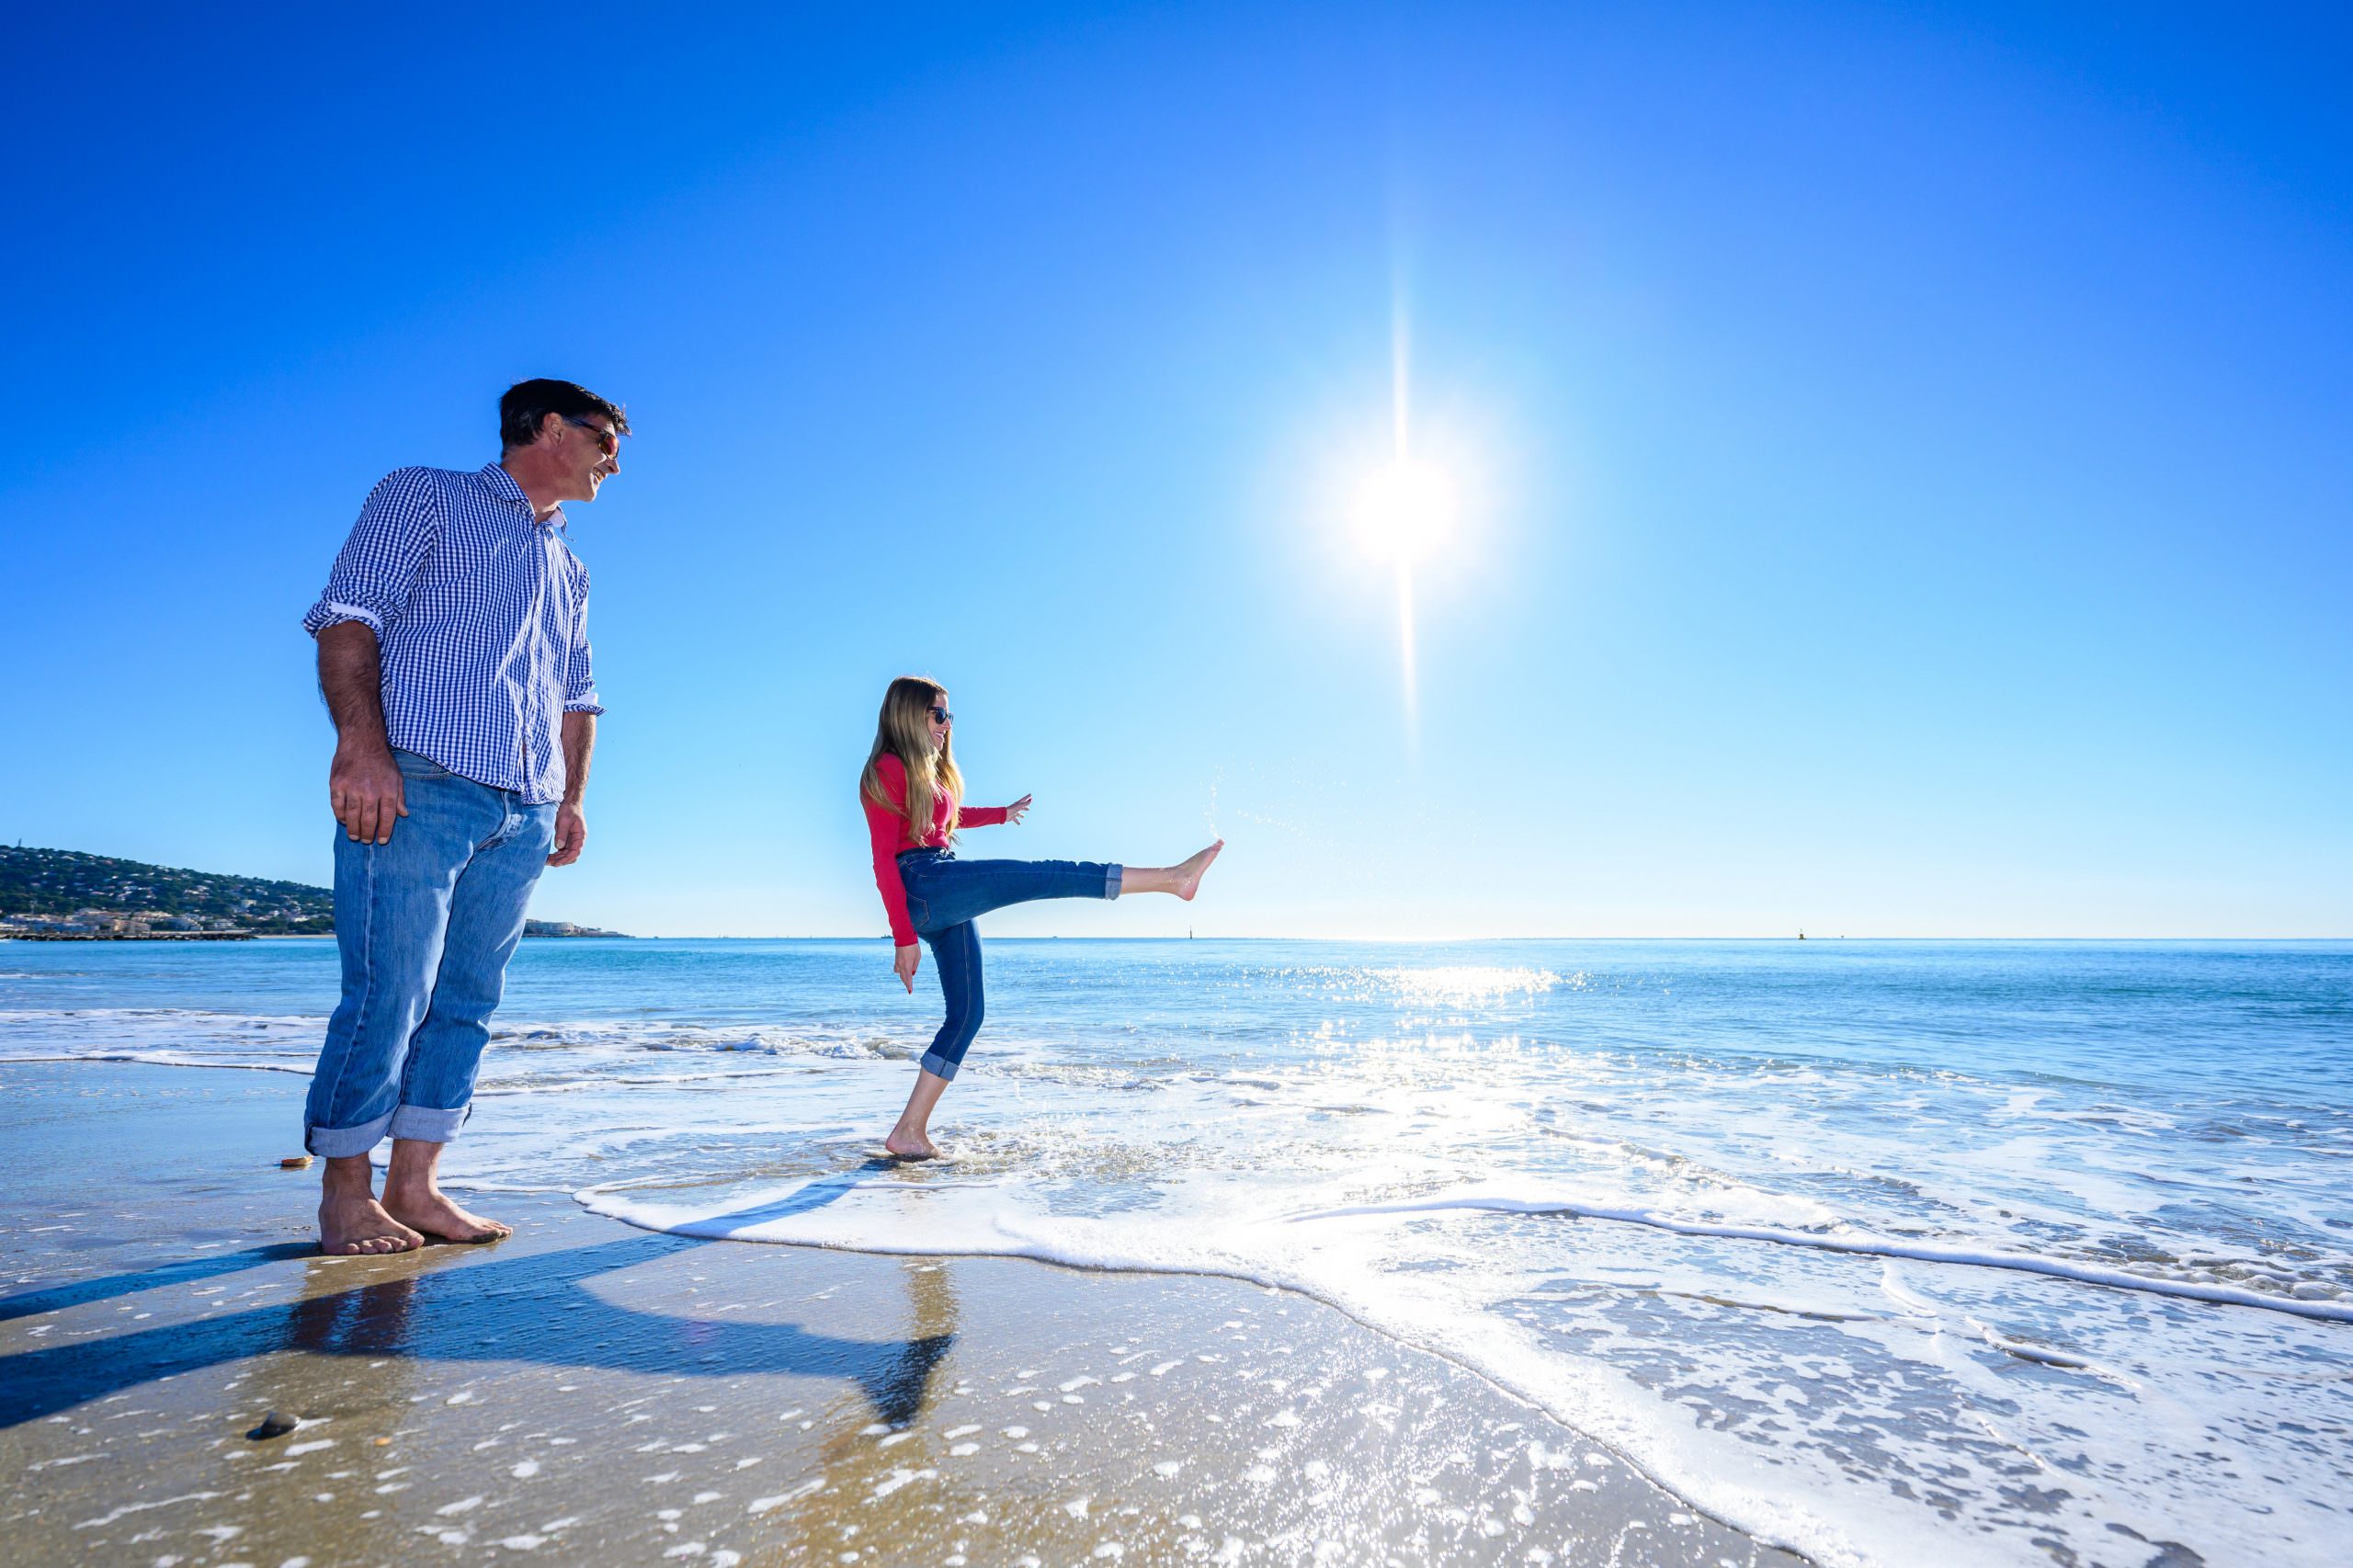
[1006,793,1032,825]
[894,942,922,992]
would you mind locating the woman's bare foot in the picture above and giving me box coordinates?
[381,1183,513,1244]
[318,1194,425,1256]
[1172,840,1223,901]
[887,1069,950,1160]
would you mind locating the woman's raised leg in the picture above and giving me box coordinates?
[903,842,1223,933]
[1116,840,1223,898]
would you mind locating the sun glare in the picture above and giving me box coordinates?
[1346,290,1477,744]
[1351,453,1456,743]
[1353,458,1457,564]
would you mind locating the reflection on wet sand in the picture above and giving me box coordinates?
[779,1263,962,1558]
[2,1225,960,1431]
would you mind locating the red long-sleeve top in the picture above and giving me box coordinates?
[863,752,1008,946]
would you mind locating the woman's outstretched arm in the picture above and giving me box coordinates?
[959,793,1032,829]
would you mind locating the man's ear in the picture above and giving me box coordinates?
[537,411,567,446]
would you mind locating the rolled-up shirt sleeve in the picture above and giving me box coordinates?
[563,570,605,715]
[301,467,439,638]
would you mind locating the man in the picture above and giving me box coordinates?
[300,379,626,1256]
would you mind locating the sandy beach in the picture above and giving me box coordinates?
[1,1062,1800,1566]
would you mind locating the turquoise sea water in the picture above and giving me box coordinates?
[5,937,2348,1567]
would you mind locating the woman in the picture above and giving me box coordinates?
[861,676,1222,1158]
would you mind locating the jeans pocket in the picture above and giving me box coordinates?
[393,750,452,781]
[906,895,930,932]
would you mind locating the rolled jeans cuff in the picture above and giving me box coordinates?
[1106,864,1123,899]
[389,1103,470,1143]
[919,1051,962,1083]
[305,1109,393,1158]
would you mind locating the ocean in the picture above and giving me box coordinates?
[4,937,2347,1568]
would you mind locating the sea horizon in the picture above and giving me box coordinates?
[149,931,2353,943]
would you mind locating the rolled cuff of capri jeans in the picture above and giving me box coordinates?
[1106,864,1123,899]
[305,1109,394,1158]
[919,1050,962,1082]
[387,1103,470,1143]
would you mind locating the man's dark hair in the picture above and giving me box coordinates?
[499,379,631,451]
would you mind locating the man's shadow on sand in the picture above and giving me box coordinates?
[0,1165,956,1430]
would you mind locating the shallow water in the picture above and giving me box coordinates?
[6,937,2349,1567]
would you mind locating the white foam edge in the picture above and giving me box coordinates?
[0,1051,312,1076]
[1283,1190,2353,1324]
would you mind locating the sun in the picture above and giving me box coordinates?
[1353,458,1457,565]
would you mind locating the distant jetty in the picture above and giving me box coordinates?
[0,845,630,940]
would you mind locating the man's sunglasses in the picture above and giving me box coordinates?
[928,706,953,725]
[563,416,620,456]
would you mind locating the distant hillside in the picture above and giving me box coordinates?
[1,846,333,934]
[0,846,627,937]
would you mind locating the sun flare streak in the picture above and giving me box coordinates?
[1353,308,1456,738]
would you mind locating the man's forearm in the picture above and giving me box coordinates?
[562,711,597,805]
[317,622,392,754]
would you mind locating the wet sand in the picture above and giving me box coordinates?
[1,1063,1804,1566]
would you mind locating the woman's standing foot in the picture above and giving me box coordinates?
[885,1070,951,1159]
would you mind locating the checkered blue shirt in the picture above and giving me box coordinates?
[302,462,603,805]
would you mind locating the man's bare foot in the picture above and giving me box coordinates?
[382,1184,512,1244]
[1173,840,1224,901]
[883,1130,940,1161]
[318,1194,425,1256]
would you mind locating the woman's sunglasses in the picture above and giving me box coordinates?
[928,706,953,724]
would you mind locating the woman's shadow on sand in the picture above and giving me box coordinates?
[0,1167,956,1431]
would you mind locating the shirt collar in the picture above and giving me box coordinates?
[480,462,566,530]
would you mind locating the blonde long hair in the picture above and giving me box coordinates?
[860,676,964,843]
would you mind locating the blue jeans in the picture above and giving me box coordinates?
[897,849,1122,1081]
[304,750,556,1156]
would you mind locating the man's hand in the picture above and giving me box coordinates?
[1006,792,1033,825]
[894,943,921,992]
[549,804,588,868]
[330,743,407,845]
[317,622,403,844]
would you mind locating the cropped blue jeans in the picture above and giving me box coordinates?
[304,749,555,1156]
[896,849,1122,1081]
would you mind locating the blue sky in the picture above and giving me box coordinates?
[2,3,2347,937]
